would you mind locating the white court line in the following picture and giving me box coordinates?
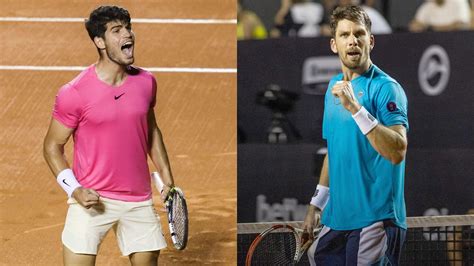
[0,65,236,73]
[147,67,236,73]
[174,152,237,158]
[23,222,64,234]
[0,17,236,24]
[213,152,237,156]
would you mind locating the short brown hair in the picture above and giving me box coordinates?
[329,5,371,37]
[85,6,131,40]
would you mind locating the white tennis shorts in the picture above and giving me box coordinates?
[62,197,167,256]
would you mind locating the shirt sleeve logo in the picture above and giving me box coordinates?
[387,101,397,112]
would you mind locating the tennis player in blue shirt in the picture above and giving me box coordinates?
[303,5,409,265]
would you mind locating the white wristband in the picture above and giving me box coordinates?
[352,106,379,135]
[310,185,329,211]
[56,169,81,198]
[151,172,165,193]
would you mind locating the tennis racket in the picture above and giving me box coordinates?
[151,172,189,250]
[246,224,321,266]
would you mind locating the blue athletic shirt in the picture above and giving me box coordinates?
[321,64,409,230]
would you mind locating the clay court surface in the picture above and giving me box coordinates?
[0,1,236,265]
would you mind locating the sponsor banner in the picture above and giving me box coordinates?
[238,143,324,222]
[238,31,474,148]
[237,145,474,223]
[417,45,450,96]
[302,56,341,95]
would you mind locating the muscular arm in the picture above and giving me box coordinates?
[318,154,329,186]
[332,82,408,164]
[366,124,407,164]
[43,119,74,176]
[147,109,174,188]
[43,119,99,207]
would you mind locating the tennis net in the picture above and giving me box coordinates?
[238,215,474,265]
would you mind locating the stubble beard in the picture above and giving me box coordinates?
[342,58,360,70]
[341,52,367,71]
[105,47,134,66]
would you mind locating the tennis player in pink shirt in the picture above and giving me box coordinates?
[43,6,173,265]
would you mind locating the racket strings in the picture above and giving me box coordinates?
[250,228,297,265]
[171,191,188,247]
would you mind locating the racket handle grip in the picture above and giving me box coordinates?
[151,172,165,193]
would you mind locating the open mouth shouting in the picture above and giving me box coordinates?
[121,41,134,58]
[347,50,361,60]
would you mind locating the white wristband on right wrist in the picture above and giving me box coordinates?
[310,184,329,211]
[56,168,81,198]
[352,106,378,135]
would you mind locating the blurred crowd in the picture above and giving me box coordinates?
[237,0,473,40]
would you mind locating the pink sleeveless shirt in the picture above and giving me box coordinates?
[53,65,156,202]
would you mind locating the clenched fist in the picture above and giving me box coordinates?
[72,187,100,209]
[331,81,361,114]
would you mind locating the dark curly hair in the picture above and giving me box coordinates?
[330,5,371,38]
[85,6,131,40]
